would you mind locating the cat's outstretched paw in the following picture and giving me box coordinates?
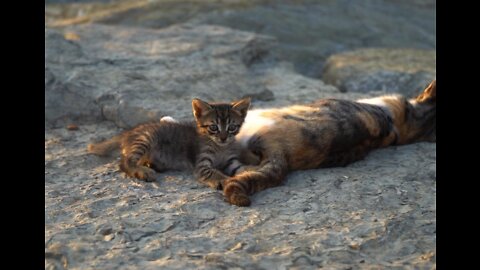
[223,179,251,207]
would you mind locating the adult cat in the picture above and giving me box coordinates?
[223,80,436,206]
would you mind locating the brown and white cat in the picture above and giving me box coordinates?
[223,80,436,206]
[87,98,254,189]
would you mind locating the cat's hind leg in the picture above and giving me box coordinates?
[119,156,157,182]
[119,134,159,182]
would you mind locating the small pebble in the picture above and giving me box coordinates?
[349,242,360,250]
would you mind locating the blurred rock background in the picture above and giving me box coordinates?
[46,0,435,128]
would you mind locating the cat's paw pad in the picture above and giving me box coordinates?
[132,167,157,182]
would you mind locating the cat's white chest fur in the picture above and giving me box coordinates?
[237,109,275,147]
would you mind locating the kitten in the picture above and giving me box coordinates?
[87,98,253,189]
[223,80,436,206]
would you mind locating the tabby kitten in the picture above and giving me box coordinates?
[87,98,252,189]
[223,80,436,206]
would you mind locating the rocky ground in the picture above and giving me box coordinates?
[45,1,436,269]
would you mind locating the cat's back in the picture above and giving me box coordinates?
[123,120,200,172]
[237,100,371,142]
[124,120,197,142]
[239,99,392,137]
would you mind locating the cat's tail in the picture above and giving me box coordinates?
[87,135,122,156]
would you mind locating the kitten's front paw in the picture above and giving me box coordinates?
[131,167,157,182]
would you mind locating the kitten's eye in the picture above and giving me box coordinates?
[227,125,238,132]
[208,125,218,132]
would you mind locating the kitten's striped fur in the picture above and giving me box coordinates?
[223,80,436,206]
[88,98,252,189]
[191,98,254,189]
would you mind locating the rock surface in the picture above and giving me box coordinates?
[45,23,278,128]
[45,3,436,269]
[46,0,436,77]
[322,48,436,96]
[45,23,371,129]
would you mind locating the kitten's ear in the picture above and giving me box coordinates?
[232,97,251,117]
[192,98,212,119]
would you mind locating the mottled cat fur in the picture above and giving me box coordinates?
[87,98,254,189]
[223,80,436,206]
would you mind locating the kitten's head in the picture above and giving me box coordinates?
[192,97,251,146]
